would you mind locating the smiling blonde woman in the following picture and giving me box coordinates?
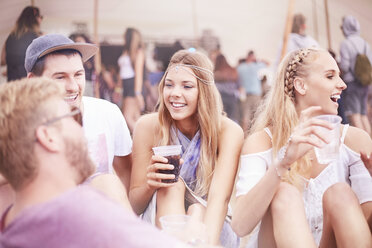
[129,50,244,247]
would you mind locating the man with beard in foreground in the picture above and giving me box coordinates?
[0,78,186,248]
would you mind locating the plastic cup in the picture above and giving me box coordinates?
[152,145,182,183]
[159,214,208,245]
[313,115,342,164]
[159,214,191,240]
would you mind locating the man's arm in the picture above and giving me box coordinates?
[113,154,132,194]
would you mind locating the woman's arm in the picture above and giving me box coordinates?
[134,49,145,110]
[232,130,282,236]
[344,126,372,223]
[203,118,244,245]
[361,152,372,177]
[232,106,334,236]
[129,114,176,214]
[129,114,157,214]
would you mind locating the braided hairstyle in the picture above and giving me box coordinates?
[250,47,321,187]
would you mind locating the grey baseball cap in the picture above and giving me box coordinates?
[25,33,98,73]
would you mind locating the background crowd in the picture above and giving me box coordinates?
[0,3,372,248]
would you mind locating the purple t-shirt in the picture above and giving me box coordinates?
[0,186,181,248]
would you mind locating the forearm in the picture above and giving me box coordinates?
[134,74,143,93]
[204,197,229,245]
[232,163,281,236]
[129,185,156,215]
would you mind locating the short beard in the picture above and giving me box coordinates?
[64,136,95,184]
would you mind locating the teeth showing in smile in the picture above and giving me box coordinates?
[330,94,340,102]
[172,103,186,107]
[64,94,78,101]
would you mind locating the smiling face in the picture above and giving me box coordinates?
[41,53,86,109]
[163,65,199,124]
[297,51,347,115]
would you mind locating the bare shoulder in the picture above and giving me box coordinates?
[220,117,244,142]
[242,129,272,155]
[133,113,160,137]
[344,125,372,153]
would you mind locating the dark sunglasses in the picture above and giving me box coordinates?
[43,106,83,126]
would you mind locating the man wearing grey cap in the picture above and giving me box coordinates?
[25,34,133,207]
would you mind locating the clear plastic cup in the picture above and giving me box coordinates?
[152,145,182,183]
[313,115,342,164]
[159,214,191,239]
[159,214,208,245]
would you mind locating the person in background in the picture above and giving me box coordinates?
[0,4,43,217]
[232,48,372,247]
[69,33,96,97]
[1,6,42,82]
[25,34,133,208]
[118,27,146,132]
[214,53,239,122]
[237,50,268,133]
[0,77,188,248]
[130,50,243,247]
[339,15,372,136]
[285,13,319,54]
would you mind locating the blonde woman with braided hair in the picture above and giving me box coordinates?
[129,50,243,246]
[232,48,372,248]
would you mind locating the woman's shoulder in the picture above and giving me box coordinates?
[220,117,244,137]
[344,125,372,153]
[242,129,272,155]
[134,113,160,133]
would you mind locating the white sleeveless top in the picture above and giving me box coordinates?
[118,54,135,79]
[236,125,372,247]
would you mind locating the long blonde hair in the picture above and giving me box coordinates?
[250,48,321,186]
[156,50,223,197]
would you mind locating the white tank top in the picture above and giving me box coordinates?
[118,54,135,79]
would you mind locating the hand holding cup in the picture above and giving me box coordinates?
[279,106,334,167]
[147,145,182,189]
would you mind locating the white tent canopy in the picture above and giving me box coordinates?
[1,0,372,72]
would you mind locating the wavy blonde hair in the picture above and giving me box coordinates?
[156,50,223,197]
[250,47,322,187]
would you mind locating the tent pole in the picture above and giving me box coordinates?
[324,0,332,50]
[93,0,101,74]
[281,0,296,60]
[93,0,101,98]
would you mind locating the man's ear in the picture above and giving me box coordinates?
[293,77,307,95]
[35,126,61,152]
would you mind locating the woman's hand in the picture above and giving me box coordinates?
[146,155,179,189]
[280,106,334,168]
[361,152,372,177]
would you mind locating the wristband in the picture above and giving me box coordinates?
[275,163,290,179]
[275,135,292,179]
[135,91,141,96]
